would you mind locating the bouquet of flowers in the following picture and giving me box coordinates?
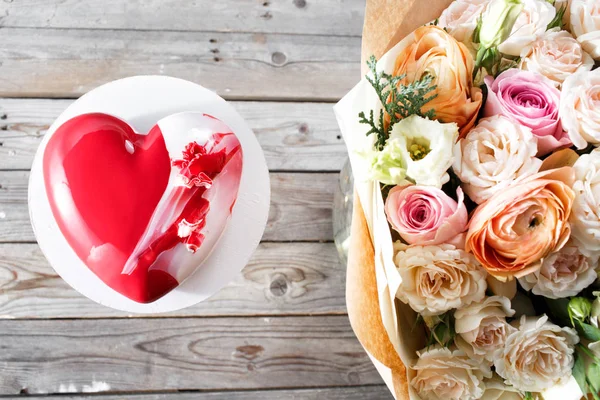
[335,0,600,399]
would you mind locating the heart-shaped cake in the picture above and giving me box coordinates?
[42,112,243,303]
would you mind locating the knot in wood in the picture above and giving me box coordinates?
[293,0,307,8]
[271,52,287,66]
[269,276,288,296]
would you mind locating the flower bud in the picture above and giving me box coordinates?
[479,0,523,48]
[568,297,592,325]
[592,292,600,320]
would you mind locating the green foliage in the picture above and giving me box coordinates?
[573,352,587,395]
[426,312,455,348]
[575,320,600,342]
[547,4,566,30]
[359,55,438,150]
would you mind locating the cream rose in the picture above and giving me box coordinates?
[453,115,542,204]
[411,346,492,400]
[520,30,594,87]
[455,296,516,363]
[388,115,458,188]
[498,0,556,56]
[482,376,528,400]
[494,315,579,392]
[519,239,598,298]
[570,148,600,252]
[570,0,600,60]
[395,244,487,316]
[560,69,600,148]
[439,0,490,43]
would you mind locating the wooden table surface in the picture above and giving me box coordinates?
[0,1,393,398]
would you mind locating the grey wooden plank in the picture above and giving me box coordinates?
[2,386,393,399]
[0,316,382,394]
[0,171,335,242]
[0,242,345,319]
[0,99,347,171]
[0,0,365,37]
[0,28,361,100]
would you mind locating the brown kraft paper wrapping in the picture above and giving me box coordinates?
[347,0,454,398]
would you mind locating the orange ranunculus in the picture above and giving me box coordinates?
[393,25,482,137]
[465,167,575,281]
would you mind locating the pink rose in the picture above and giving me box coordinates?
[384,184,468,246]
[484,69,571,156]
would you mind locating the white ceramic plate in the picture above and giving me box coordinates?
[28,76,270,314]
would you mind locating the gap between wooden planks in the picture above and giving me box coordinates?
[0,386,393,400]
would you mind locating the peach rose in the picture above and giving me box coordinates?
[466,167,575,281]
[393,25,483,137]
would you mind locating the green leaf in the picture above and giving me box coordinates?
[547,5,566,30]
[573,352,588,394]
[588,363,600,393]
[544,297,572,326]
[358,55,438,149]
[576,320,600,342]
[523,392,535,400]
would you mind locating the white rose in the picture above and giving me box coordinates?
[494,315,579,392]
[570,148,600,252]
[498,0,556,56]
[570,0,600,60]
[411,346,492,400]
[388,115,458,188]
[518,239,598,298]
[482,376,528,400]
[560,68,600,148]
[455,296,516,363]
[395,244,487,316]
[520,30,594,87]
[453,115,542,204]
[439,0,490,43]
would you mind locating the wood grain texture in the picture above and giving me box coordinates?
[0,171,335,242]
[0,0,365,37]
[0,28,360,100]
[0,242,345,319]
[1,386,393,399]
[0,316,382,394]
[0,99,347,172]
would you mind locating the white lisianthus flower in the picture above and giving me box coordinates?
[518,239,598,299]
[495,315,579,393]
[455,296,516,364]
[388,115,458,188]
[453,115,542,204]
[570,148,600,252]
[411,346,492,400]
[520,30,594,87]
[360,140,408,185]
[439,0,490,43]
[498,0,556,57]
[560,69,600,148]
[395,244,487,316]
[570,0,600,60]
